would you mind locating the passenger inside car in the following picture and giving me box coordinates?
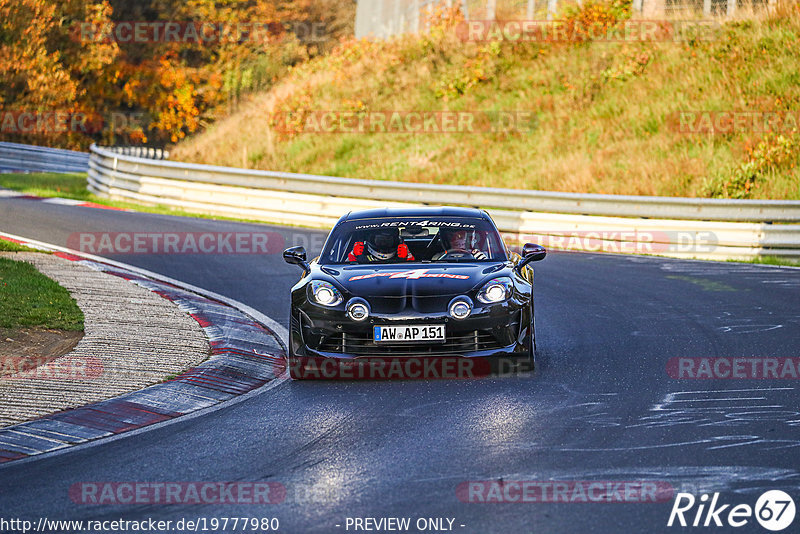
[347,228,415,263]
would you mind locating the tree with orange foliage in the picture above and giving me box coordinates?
[1,0,355,148]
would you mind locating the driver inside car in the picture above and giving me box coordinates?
[347,229,415,263]
[432,228,488,260]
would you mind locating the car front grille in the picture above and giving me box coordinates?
[318,330,507,356]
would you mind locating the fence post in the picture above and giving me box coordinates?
[487,0,496,20]
[632,0,643,12]
[527,0,535,19]
[703,0,712,16]
[727,0,736,16]
[547,0,557,20]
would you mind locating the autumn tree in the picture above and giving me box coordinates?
[1,0,355,148]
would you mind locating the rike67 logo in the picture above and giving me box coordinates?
[668,491,796,531]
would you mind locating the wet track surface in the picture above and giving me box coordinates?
[1,197,799,533]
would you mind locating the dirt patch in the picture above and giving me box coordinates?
[0,327,84,377]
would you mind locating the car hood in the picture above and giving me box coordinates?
[326,264,507,298]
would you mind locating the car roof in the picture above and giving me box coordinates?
[340,206,488,222]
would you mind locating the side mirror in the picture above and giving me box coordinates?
[515,243,546,272]
[283,246,309,273]
[522,243,547,261]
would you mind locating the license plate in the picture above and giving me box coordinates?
[373,325,445,343]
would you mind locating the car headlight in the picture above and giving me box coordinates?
[476,277,512,304]
[310,280,343,306]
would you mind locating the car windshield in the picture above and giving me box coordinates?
[320,217,507,265]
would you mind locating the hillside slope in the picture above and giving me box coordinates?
[173,1,800,200]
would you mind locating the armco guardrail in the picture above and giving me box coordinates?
[88,144,800,261]
[0,142,89,174]
[88,145,800,223]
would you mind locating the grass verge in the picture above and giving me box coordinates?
[0,257,84,330]
[0,240,47,253]
[727,255,800,267]
[0,172,90,200]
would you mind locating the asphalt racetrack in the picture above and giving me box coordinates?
[1,196,799,533]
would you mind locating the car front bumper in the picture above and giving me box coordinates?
[290,302,527,360]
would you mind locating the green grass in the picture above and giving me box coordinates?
[0,240,46,253]
[727,255,800,267]
[0,172,91,199]
[0,257,84,330]
[173,3,800,201]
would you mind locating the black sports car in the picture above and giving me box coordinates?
[282,207,546,379]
